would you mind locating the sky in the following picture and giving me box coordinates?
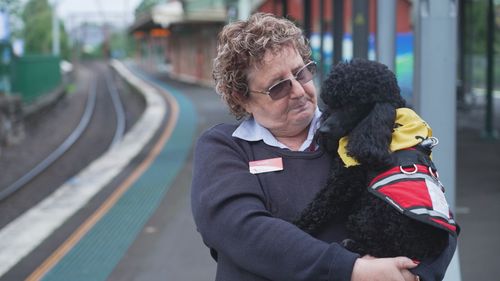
[56,0,143,28]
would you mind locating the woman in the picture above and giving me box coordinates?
[191,13,455,281]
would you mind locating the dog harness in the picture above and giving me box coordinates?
[338,108,459,236]
[367,148,459,236]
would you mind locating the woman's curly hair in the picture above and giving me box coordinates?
[213,13,311,119]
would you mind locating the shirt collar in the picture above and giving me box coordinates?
[232,107,322,151]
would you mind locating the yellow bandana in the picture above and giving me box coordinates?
[338,108,432,167]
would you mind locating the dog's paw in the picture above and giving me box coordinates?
[341,239,356,249]
[342,239,368,255]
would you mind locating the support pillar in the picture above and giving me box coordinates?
[413,1,461,279]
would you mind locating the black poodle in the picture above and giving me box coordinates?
[294,59,458,260]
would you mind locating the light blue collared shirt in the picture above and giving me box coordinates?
[232,107,322,151]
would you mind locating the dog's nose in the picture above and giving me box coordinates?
[318,123,331,133]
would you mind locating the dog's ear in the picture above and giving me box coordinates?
[346,102,396,166]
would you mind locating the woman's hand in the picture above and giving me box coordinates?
[351,255,419,281]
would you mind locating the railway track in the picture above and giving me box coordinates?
[0,61,139,227]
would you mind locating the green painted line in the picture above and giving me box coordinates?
[41,68,198,281]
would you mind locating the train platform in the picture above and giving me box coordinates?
[0,59,498,281]
[455,90,500,280]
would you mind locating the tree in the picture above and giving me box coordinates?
[465,0,500,55]
[0,0,24,38]
[22,0,53,54]
[109,30,136,58]
[21,0,70,58]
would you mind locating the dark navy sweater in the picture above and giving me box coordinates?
[191,123,456,281]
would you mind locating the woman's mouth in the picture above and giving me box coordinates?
[292,101,308,111]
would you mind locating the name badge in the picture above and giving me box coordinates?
[249,157,283,174]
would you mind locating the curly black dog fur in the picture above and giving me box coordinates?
[293,59,449,259]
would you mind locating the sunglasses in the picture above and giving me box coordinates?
[248,61,317,100]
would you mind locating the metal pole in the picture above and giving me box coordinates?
[303,0,311,40]
[413,0,461,279]
[352,0,369,59]
[483,0,498,139]
[52,1,60,56]
[282,0,288,17]
[333,0,344,65]
[319,0,325,81]
[457,0,466,107]
[376,0,396,71]
[238,0,251,20]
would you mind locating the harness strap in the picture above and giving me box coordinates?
[368,149,459,236]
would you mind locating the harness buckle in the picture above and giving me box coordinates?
[400,164,418,175]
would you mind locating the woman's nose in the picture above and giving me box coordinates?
[289,79,306,98]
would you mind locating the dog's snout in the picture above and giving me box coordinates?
[319,123,331,133]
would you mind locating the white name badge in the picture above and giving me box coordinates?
[249,157,283,174]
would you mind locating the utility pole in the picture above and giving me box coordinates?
[282,0,288,17]
[238,0,251,20]
[457,0,467,107]
[319,0,325,81]
[352,0,368,59]
[332,0,344,65]
[483,0,498,139]
[51,0,60,56]
[376,0,396,71]
[303,0,311,40]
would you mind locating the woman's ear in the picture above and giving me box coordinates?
[233,91,252,113]
[346,103,396,166]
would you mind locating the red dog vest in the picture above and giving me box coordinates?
[367,150,459,236]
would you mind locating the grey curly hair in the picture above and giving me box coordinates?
[213,13,311,119]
